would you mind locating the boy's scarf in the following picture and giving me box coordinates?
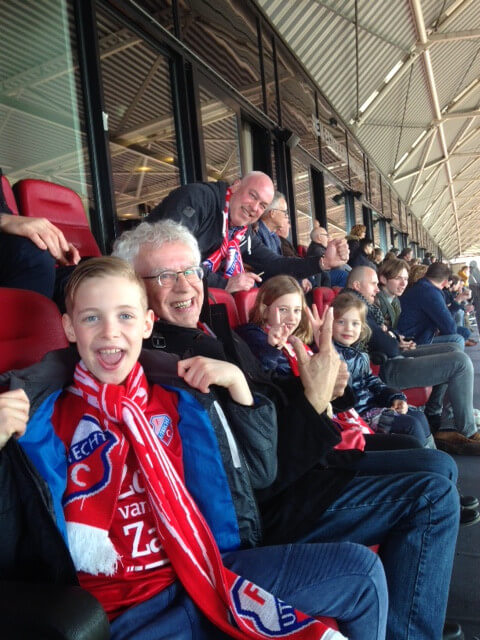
[281,340,313,377]
[343,288,384,327]
[65,361,345,640]
[204,187,247,278]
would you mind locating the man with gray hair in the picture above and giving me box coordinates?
[256,191,288,255]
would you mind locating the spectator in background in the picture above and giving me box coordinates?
[255,191,287,255]
[444,276,476,346]
[348,238,375,269]
[398,263,465,349]
[346,224,366,265]
[275,213,297,258]
[408,264,428,289]
[373,248,384,265]
[422,252,433,265]
[375,258,410,331]
[469,260,480,330]
[398,247,413,263]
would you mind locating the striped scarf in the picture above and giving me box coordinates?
[67,361,345,640]
[203,187,247,278]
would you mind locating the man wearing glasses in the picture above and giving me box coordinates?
[147,172,348,294]
[256,191,289,255]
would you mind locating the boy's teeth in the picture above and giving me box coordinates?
[174,300,191,309]
[100,348,121,354]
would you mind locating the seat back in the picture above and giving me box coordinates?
[296,244,307,258]
[208,288,240,328]
[0,288,69,373]
[14,179,101,257]
[312,286,336,315]
[234,289,259,325]
[0,174,19,214]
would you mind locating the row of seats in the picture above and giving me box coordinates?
[209,286,431,407]
[1,174,101,257]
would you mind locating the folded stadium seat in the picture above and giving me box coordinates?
[13,179,101,257]
[296,244,307,257]
[208,288,240,328]
[370,363,432,407]
[234,288,259,325]
[0,288,68,374]
[0,174,19,214]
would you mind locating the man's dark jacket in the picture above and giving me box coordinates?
[146,311,358,545]
[148,181,322,288]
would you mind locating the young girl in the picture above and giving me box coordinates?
[331,292,434,448]
[236,275,315,377]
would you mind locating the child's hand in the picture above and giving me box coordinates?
[391,399,408,414]
[0,389,29,450]
[291,308,340,414]
[177,356,253,406]
[266,307,291,350]
[305,303,327,349]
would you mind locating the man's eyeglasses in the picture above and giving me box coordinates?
[271,208,289,217]
[142,266,204,288]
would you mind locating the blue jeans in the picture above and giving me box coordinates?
[0,233,56,297]
[380,344,476,437]
[110,543,388,640]
[432,333,465,350]
[296,471,459,640]
[374,407,431,445]
[351,447,458,482]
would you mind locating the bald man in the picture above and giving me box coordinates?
[148,172,348,293]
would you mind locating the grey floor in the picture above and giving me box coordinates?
[446,341,480,639]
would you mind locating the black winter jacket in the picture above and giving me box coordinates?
[146,313,359,545]
[148,181,322,288]
[334,341,405,414]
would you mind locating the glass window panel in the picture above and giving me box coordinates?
[199,85,241,183]
[179,0,262,108]
[354,199,363,226]
[291,154,313,246]
[127,0,176,34]
[96,6,180,222]
[0,0,92,210]
[276,45,318,159]
[347,134,366,198]
[369,167,382,214]
[325,175,347,238]
[262,29,278,122]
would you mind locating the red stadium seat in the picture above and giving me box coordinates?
[208,288,240,328]
[296,244,307,257]
[0,288,68,373]
[234,289,259,325]
[370,363,432,407]
[312,286,337,315]
[14,179,101,257]
[1,174,19,214]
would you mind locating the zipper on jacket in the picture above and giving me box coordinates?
[213,400,241,468]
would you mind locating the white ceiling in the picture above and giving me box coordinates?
[255,0,480,259]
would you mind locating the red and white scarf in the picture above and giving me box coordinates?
[65,361,345,640]
[204,187,247,278]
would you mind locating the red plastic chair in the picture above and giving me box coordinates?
[312,286,337,315]
[1,174,19,214]
[14,179,101,257]
[234,289,259,326]
[0,288,69,374]
[370,364,432,407]
[296,244,307,258]
[208,288,240,328]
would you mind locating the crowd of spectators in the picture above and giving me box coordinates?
[1,170,478,640]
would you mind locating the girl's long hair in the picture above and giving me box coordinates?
[249,275,312,343]
[331,292,372,344]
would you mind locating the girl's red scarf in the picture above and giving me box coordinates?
[204,187,247,278]
[65,361,345,640]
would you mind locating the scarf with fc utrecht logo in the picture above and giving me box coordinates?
[203,187,247,278]
[64,361,346,640]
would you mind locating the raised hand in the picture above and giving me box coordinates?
[290,308,341,414]
[177,356,253,405]
[0,389,29,450]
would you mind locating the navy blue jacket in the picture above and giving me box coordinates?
[334,341,405,415]
[398,278,457,344]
